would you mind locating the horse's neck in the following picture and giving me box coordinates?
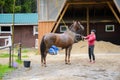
[70,28,76,32]
[64,30,76,37]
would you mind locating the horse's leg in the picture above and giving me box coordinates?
[41,51,47,67]
[40,35,47,67]
[41,54,44,66]
[43,51,47,67]
[65,48,68,64]
[68,46,72,64]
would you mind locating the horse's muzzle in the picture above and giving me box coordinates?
[75,34,82,42]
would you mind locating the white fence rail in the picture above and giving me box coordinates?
[0,36,13,67]
[0,36,12,49]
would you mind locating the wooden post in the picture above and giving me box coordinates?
[18,43,21,60]
[52,3,69,32]
[107,2,120,24]
[11,46,14,67]
[86,7,90,35]
[9,46,12,67]
[19,43,21,60]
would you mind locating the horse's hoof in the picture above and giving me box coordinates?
[41,64,44,67]
[65,62,68,64]
[41,64,47,67]
[68,63,71,65]
[44,65,47,67]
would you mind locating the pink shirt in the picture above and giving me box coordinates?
[85,34,96,46]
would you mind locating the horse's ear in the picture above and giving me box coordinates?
[78,21,81,24]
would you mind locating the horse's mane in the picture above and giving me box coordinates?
[69,24,73,29]
[65,30,76,36]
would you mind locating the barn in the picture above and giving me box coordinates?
[38,0,120,48]
[0,13,38,48]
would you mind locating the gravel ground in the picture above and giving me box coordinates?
[2,53,120,80]
[1,41,120,80]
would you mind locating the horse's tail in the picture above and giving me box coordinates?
[40,36,46,58]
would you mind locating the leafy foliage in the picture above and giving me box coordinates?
[0,0,37,13]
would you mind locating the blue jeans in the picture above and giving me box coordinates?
[88,45,95,61]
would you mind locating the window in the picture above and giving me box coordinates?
[33,26,38,35]
[60,25,67,32]
[105,25,114,32]
[0,26,12,34]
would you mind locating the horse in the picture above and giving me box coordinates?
[40,21,84,67]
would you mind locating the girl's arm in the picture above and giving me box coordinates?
[84,35,90,39]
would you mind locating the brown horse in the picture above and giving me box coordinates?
[40,21,84,67]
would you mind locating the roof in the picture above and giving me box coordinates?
[113,0,120,13]
[0,13,38,25]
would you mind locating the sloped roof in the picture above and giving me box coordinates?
[0,13,38,25]
[113,0,120,13]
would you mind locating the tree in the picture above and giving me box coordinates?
[31,0,37,13]
[21,0,32,13]
[21,0,37,13]
[0,0,37,13]
[3,0,14,13]
[0,0,5,13]
[15,0,21,13]
[15,6,21,13]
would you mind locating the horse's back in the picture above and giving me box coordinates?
[54,33,74,48]
[44,33,56,46]
[44,33,73,48]
[44,33,56,40]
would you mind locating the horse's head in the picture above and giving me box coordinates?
[69,21,84,42]
[69,21,84,33]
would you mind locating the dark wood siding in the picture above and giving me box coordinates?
[94,23,120,44]
[56,22,120,45]
[0,25,37,47]
[14,25,38,48]
[55,1,120,45]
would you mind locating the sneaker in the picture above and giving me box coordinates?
[92,60,95,63]
[89,60,92,62]
[89,60,92,63]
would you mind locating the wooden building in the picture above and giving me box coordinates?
[38,0,120,46]
[0,13,38,48]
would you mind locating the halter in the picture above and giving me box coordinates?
[78,22,84,31]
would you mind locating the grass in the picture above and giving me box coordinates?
[0,53,28,58]
[0,50,29,79]
[0,53,9,58]
[22,48,30,53]
[22,48,39,54]
[15,59,23,64]
[0,64,14,79]
[0,48,37,79]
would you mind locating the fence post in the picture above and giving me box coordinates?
[18,43,21,60]
[9,46,12,67]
